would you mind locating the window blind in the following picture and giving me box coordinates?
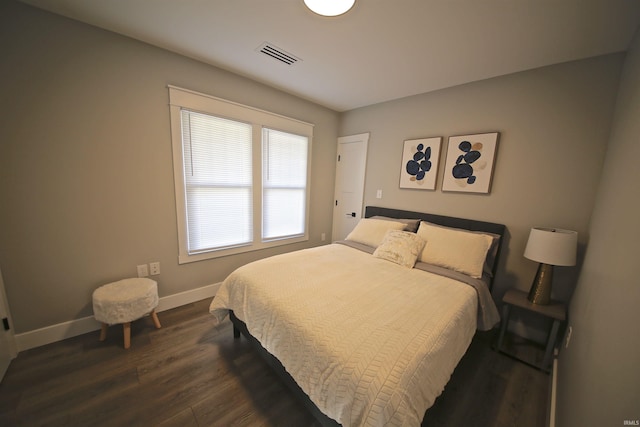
[181,110,253,253]
[262,128,309,240]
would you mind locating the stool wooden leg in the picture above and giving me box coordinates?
[150,309,161,329]
[99,323,108,341]
[123,322,131,349]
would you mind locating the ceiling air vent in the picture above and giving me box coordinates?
[257,43,301,66]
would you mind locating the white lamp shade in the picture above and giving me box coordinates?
[524,227,577,266]
[304,0,356,16]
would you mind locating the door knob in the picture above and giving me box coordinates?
[346,212,356,217]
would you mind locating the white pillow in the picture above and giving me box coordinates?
[370,216,420,233]
[421,221,501,277]
[416,221,493,278]
[345,218,406,248]
[373,230,426,268]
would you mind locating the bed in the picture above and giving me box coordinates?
[209,206,505,426]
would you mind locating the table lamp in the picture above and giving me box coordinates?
[524,227,577,305]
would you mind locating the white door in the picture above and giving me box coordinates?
[332,133,369,241]
[0,267,17,381]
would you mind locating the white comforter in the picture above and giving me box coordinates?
[210,243,479,427]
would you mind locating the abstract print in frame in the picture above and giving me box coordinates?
[399,137,442,190]
[442,132,499,194]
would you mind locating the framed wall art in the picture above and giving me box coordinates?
[399,137,442,190]
[442,132,499,194]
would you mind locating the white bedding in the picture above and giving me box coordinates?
[209,243,483,427]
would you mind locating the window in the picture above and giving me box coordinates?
[181,111,253,253]
[262,128,308,240]
[169,86,312,263]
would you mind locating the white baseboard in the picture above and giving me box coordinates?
[15,283,221,352]
[549,350,559,427]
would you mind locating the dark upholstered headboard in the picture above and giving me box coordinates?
[364,206,506,288]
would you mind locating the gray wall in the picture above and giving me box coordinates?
[340,54,624,339]
[557,28,640,427]
[0,1,339,333]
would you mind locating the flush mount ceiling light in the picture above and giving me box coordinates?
[304,0,356,17]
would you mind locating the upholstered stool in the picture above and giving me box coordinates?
[92,278,161,349]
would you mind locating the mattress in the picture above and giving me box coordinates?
[210,243,491,426]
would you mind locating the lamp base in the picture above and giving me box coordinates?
[528,263,554,305]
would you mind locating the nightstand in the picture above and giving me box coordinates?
[496,289,566,372]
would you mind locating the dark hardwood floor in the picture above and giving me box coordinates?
[0,299,549,427]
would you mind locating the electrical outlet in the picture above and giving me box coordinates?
[565,326,573,348]
[376,189,383,199]
[137,264,149,278]
[321,233,326,241]
[149,262,160,276]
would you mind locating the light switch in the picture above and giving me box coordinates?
[137,264,149,277]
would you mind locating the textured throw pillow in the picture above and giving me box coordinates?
[345,218,406,248]
[373,230,426,268]
[416,221,493,278]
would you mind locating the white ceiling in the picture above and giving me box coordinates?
[20,0,640,112]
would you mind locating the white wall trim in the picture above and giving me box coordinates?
[15,283,221,352]
[549,350,559,427]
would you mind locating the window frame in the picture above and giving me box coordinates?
[168,86,313,264]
